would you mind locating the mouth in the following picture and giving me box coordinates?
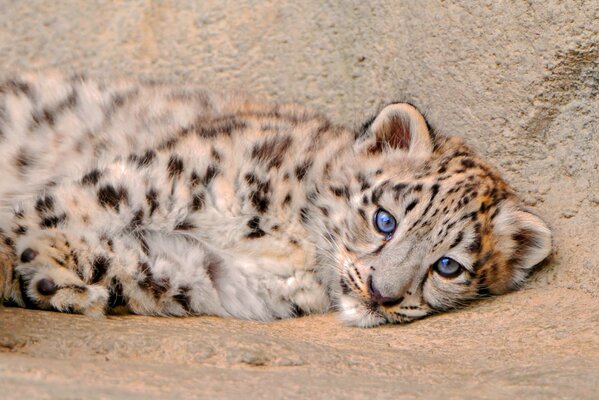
[338,270,429,326]
[337,293,388,327]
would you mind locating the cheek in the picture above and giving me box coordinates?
[422,274,478,310]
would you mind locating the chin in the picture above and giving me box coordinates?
[337,295,388,328]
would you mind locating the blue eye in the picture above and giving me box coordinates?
[433,257,464,278]
[373,208,397,237]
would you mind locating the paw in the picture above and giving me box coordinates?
[16,230,75,270]
[15,230,108,317]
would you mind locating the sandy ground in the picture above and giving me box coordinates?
[2,287,598,399]
[0,1,597,398]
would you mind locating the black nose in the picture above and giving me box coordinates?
[368,277,403,307]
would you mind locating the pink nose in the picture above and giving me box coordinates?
[368,277,403,307]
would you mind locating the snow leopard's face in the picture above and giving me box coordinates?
[333,104,552,327]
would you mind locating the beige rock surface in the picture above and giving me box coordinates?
[0,1,597,398]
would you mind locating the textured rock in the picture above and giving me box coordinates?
[0,1,597,398]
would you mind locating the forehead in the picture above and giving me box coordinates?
[365,150,513,239]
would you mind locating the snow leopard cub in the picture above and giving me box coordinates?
[0,73,551,327]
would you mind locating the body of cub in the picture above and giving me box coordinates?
[0,73,551,327]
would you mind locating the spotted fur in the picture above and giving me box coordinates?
[0,73,552,326]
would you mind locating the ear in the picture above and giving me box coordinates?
[355,103,434,159]
[492,203,553,289]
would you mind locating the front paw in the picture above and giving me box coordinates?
[15,230,108,317]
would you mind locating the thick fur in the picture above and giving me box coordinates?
[0,73,552,327]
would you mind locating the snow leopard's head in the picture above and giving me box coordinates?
[333,103,552,327]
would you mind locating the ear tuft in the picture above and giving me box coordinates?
[356,103,433,159]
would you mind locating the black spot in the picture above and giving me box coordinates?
[244,173,257,185]
[173,286,192,312]
[128,209,144,231]
[211,147,222,162]
[282,193,292,207]
[340,278,351,294]
[158,137,179,151]
[191,192,205,211]
[39,213,67,229]
[357,174,371,191]
[108,277,127,308]
[331,186,350,201]
[196,116,247,138]
[81,169,102,185]
[477,271,491,296]
[205,256,221,284]
[289,303,304,317]
[190,171,201,187]
[461,158,476,168]
[175,220,196,231]
[358,208,367,221]
[468,223,482,253]
[137,150,156,167]
[472,252,492,271]
[420,184,440,217]
[0,79,32,97]
[35,195,55,214]
[451,232,464,248]
[251,136,293,169]
[306,191,319,204]
[249,179,271,214]
[371,187,383,204]
[405,199,418,214]
[31,109,56,127]
[98,185,128,211]
[295,159,313,181]
[201,164,219,185]
[148,276,170,299]
[91,255,111,283]
[246,216,266,238]
[167,155,184,179]
[15,148,33,174]
[299,207,310,224]
[146,189,159,216]
[393,183,407,194]
[479,202,489,214]
[31,89,78,129]
[13,225,28,236]
[137,234,150,256]
[137,262,153,288]
[18,275,37,309]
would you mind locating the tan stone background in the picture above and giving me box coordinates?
[0,1,597,398]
